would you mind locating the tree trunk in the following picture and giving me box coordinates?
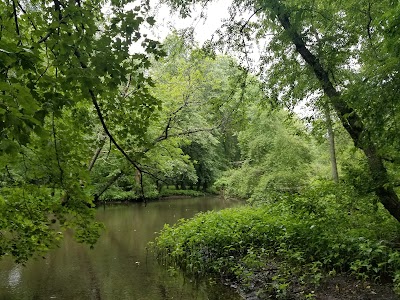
[88,136,107,171]
[203,181,208,192]
[94,171,124,201]
[324,104,339,183]
[270,1,400,221]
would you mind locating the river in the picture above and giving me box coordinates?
[0,196,242,300]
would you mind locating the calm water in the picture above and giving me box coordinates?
[0,196,242,300]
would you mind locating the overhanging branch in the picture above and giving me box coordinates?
[89,90,142,173]
[155,127,216,143]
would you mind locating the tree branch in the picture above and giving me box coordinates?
[12,0,21,45]
[71,48,150,199]
[155,127,216,143]
[162,100,190,140]
[240,7,263,33]
[52,112,64,186]
[94,171,124,201]
[37,8,69,43]
[89,90,144,173]
[85,72,171,199]
[53,0,63,21]
[72,49,142,171]
[38,31,54,44]
[88,135,107,171]
[271,3,364,144]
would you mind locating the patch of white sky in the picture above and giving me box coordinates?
[128,0,267,62]
[148,0,233,45]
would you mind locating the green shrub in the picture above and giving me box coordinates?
[159,188,205,197]
[153,189,400,294]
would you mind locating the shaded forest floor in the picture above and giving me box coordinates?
[239,271,399,300]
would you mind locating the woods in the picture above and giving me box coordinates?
[1,0,400,297]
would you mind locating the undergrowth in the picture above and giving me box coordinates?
[98,187,205,201]
[158,188,206,198]
[153,182,400,298]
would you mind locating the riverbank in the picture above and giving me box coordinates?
[153,204,400,299]
[237,265,399,299]
[94,188,209,205]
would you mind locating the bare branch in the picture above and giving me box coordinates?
[239,7,263,33]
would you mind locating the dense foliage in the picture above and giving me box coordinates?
[215,107,314,203]
[152,0,400,297]
[155,182,400,297]
[0,2,253,261]
[165,0,400,219]
[1,6,400,300]
[0,0,164,262]
[90,33,252,201]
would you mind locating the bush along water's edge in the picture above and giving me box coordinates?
[152,195,400,299]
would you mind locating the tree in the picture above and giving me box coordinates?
[142,33,253,192]
[0,0,163,262]
[87,32,250,200]
[217,106,314,202]
[165,0,400,221]
[322,103,339,183]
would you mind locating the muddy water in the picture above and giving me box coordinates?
[0,196,242,300]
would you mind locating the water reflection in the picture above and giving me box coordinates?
[8,265,21,288]
[0,196,242,300]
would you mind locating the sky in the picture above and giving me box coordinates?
[147,0,233,45]
[142,0,266,69]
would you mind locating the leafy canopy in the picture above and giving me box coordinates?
[0,0,163,262]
